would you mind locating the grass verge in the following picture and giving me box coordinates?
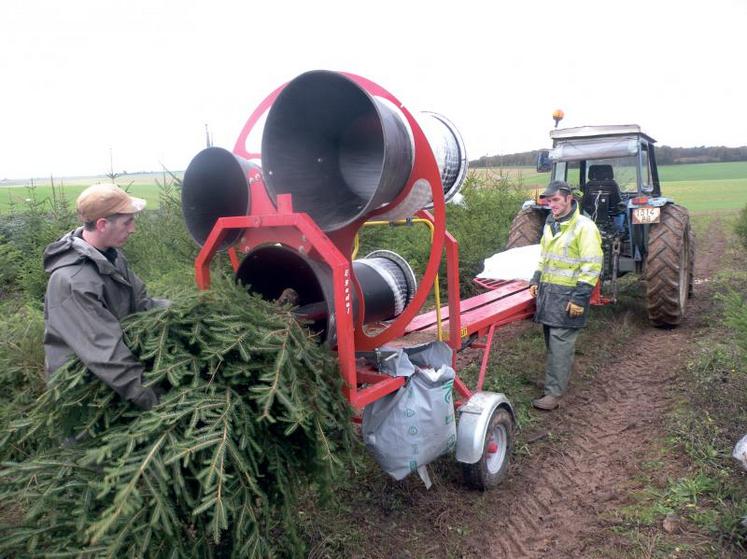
[603,222,747,558]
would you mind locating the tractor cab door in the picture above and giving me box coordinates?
[640,141,661,196]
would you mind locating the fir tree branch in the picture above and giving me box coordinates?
[254,320,293,423]
[0,279,354,557]
[88,429,172,544]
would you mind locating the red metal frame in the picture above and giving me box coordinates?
[408,279,535,394]
[194,71,537,411]
[195,194,408,409]
[590,280,613,305]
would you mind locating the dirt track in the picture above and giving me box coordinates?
[469,220,726,557]
[308,220,729,559]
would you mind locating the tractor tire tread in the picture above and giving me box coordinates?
[506,208,545,250]
[645,204,691,326]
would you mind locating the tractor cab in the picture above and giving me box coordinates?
[534,125,670,271]
[537,125,670,274]
[540,124,662,221]
[508,122,694,326]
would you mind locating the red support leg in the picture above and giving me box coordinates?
[476,323,496,392]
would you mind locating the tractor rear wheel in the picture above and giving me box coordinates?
[506,208,545,249]
[645,204,692,327]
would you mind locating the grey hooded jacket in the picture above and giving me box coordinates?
[43,227,167,410]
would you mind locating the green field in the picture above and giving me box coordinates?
[2,162,746,215]
[658,161,747,181]
[0,172,182,212]
[659,178,747,212]
[0,184,164,213]
[473,161,747,214]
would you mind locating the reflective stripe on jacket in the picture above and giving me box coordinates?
[532,201,602,328]
[536,203,603,288]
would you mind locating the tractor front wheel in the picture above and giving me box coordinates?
[506,208,545,249]
[645,204,692,327]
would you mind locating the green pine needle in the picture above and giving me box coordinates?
[0,278,354,558]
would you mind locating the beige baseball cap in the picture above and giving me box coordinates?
[76,183,146,222]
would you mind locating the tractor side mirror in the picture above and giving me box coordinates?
[536,150,552,173]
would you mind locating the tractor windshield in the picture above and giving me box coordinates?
[549,136,641,193]
[551,156,639,192]
[584,156,638,192]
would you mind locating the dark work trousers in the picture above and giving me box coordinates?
[543,325,580,397]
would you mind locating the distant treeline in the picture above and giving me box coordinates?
[471,145,747,168]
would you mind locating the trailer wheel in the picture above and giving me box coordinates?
[506,208,545,249]
[462,407,513,490]
[645,204,692,326]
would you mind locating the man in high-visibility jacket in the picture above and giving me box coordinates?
[528,180,603,411]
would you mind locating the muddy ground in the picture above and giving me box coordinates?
[465,223,729,558]
[469,220,728,558]
[307,218,741,558]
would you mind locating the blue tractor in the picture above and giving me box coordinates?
[506,124,694,327]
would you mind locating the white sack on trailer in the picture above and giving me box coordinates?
[733,434,747,471]
[477,244,541,282]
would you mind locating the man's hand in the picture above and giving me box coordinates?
[529,284,538,298]
[133,388,158,411]
[566,301,584,318]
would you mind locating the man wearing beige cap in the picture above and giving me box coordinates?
[43,183,167,410]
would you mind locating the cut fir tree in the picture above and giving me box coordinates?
[0,279,355,558]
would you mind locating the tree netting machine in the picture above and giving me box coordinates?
[181,70,534,489]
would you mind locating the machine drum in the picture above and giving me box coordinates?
[235,245,335,341]
[235,245,417,343]
[375,112,468,222]
[353,250,418,323]
[261,70,413,232]
[416,112,468,204]
[182,147,256,248]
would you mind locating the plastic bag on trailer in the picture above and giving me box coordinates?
[361,341,457,488]
[477,244,541,282]
[733,434,747,471]
[734,436,747,528]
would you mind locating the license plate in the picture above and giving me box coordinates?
[632,206,660,224]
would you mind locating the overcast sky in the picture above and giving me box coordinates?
[1,0,745,179]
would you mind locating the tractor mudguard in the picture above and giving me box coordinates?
[456,391,516,464]
[521,199,549,211]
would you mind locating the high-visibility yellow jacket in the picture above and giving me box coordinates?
[531,201,603,328]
